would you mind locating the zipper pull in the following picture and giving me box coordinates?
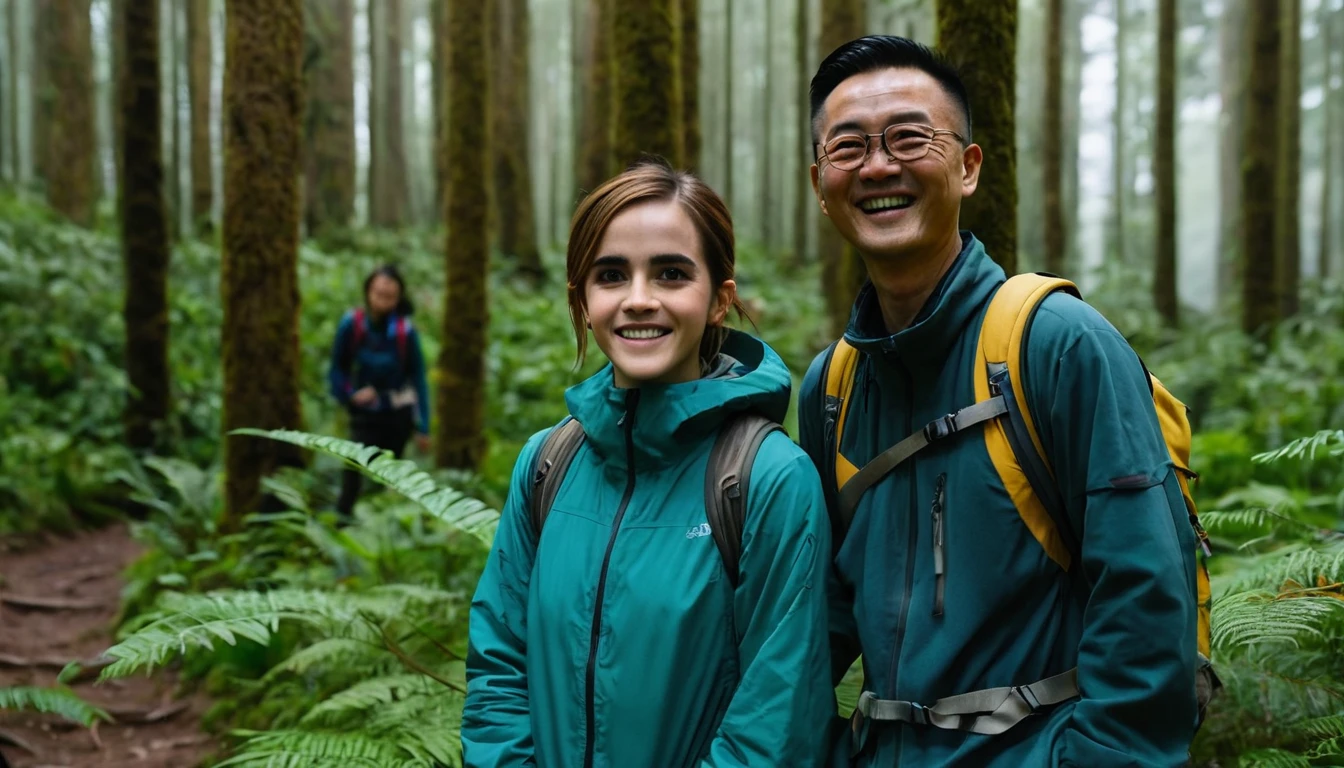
[932,473,947,617]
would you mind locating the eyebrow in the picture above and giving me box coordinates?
[592,253,698,269]
[825,111,933,140]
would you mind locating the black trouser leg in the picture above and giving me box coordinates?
[335,408,414,519]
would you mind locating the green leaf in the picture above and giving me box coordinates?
[0,686,110,727]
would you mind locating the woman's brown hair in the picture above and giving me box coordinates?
[566,156,752,371]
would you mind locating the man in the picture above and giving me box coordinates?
[798,36,1199,766]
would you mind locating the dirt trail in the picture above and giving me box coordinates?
[0,523,220,768]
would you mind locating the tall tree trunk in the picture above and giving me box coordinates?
[121,0,170,451]
[1320,0,1337,280]
[1240,0,1280,336]
[1062,0,1084,274]
[680,0,699,169]
[222,0,304,524]
[7,0,20,182]
[164,0,180,238]
[1,0,9,181]
[304,0,355,234]
[43,0,96,225]
[722,0,732,202]
[1042,0,1064,276]
[1109,0,1126,266]
[610,0,680,168]
[818,0,864,337]
[186,0,211,234]
[111,0,124,196]
[792,0,810,266]
[760,0,772,248]
[1153,0,1178,326]
[937,0,1016,273]
[436,0,490,469]
[493,0,544,280]
[1275,0,1300,318]
[369,0,409,227]
[432,0,445,213]
[1217,0,1246,302]
[34,0,50,184]
[575,0,612,192]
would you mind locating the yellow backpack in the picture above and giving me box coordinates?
[823,273,1218,723]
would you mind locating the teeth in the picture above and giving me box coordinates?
[619,328,669,339]
[860,195,913,212]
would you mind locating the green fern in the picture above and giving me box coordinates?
[1211,590,1344,650]
[232,429,499,544]
[0,685,110,727]
[1239,749,1314,768]
[1253,430,1344,464]
[217,730,427,767]
[300,673,450,727]
[263,638,397,682]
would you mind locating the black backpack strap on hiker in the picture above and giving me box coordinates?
[705,412,783,588]
[529,418,586,536]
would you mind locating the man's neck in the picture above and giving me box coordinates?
[863,233,965,335]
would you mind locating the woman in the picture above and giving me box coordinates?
[462,159,833,767]
[327,264,430,519]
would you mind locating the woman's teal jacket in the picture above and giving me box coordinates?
[462,331,834,768]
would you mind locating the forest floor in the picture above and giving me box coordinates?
[0,523,220,768]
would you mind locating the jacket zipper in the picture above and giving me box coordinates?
[931,473,947,617]
[887,363,917,706]
[582,389,640,768]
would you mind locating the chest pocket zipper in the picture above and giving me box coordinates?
[932,473,947,617]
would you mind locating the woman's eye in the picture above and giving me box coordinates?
[595,269,625,283]
[658,267,689,281]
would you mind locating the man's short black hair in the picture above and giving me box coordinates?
[809,35,972,146]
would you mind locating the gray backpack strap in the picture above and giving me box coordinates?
[529,418,586,536]
[705,412,783,588]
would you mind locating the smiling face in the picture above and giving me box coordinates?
[583,200,735,389]
[810,66,982,267]
[366,274,402,317]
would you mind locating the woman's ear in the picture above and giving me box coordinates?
[710,280,737,326]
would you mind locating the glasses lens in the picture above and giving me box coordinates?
[824,136,869,170]
[884,124,936,161]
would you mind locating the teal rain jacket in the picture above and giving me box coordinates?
[463,330,834,768]
[799,235,1199,767]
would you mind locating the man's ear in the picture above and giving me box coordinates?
[961,143,983,199]
[710,280,737,326]
[810,164,829,216]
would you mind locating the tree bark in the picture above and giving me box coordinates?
[1320,0,1337,280]
[937,0,1016,274]
[1240,0,1280,336]
[818,0,864,337]
[34,0,50,184]
[1042,0,1064,276]
[1275,0,1300,318]
[610,0,680,169]
[493,0,544,280]
[575,0,610,192]
[121,0,170,451]
[722,0,733,202]
[222,0,304,524]
[1153,0,1178,326]
[5,0,17,181]
[111,0,124,196]
[436,0,490,469]
[164,0,180,238]
[304,0,355,234]
[1217,0,1246,302]
[43,0,96,225]
[1109,0,1126,266]
[792,0,810,266]
[760,0,773,248]
[680,0,700,169]
[186,0,211,234]
[369,0,410,227]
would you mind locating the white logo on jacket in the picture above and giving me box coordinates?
[686,523,712,540]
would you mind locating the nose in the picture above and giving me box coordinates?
[858,140,903,183]
[622,276,659,314]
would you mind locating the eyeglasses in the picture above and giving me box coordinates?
[816,123,965,171]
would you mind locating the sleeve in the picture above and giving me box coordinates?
[461,431,547,768]
[698,445,835,768]
[1027,297,1199,767]
[797,349,861,686]
[408,326,431,434]
[327,311,355,405]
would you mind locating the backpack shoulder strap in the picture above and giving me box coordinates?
[394,316,409,364]
[529,418,586,537]
[705,412,783,588]
[973,273,1081,571]
[350,308,367,352]
[822,339,862,493]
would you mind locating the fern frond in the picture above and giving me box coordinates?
[0,686,110,726]
[217,730,425,768]
[263,638,397,682]
[1253,430,1344,464]
[232,429,499,544]
[300,673,447,727]
[1211,590,1344,651]
[1238,748,1313,768]
[1218,547,1344,596]
[101,589,378,679]
[362,688,464,765]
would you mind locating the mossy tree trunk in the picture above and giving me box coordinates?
[1320,0,1337,280]
[1240,0,1280,336]
[186,0,212,234]
[436,0,490,470]
[369,0,409,227]
[818,0,864,338]
[121,0,170,451]
[1217,0,1246,302]
[1275,0,1300,319]
[575,0,611,193]
[33,0,51,184]
[760,0,773,248]
[44,0,96,226]
[111,0,125,196]
[679,0,699,169]
[610,0,680,169]
[1153,0,1178,327]
[304,0,355,235]
[1042,0,1064,277]
[492,0,544,280]
[937,0,1016,274]
[164,0,181,239]
[1109,0,1127,266]
[792,0,810,266]
[222,0,304,524]
[7,0,20,182]
[722,0,732,202]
